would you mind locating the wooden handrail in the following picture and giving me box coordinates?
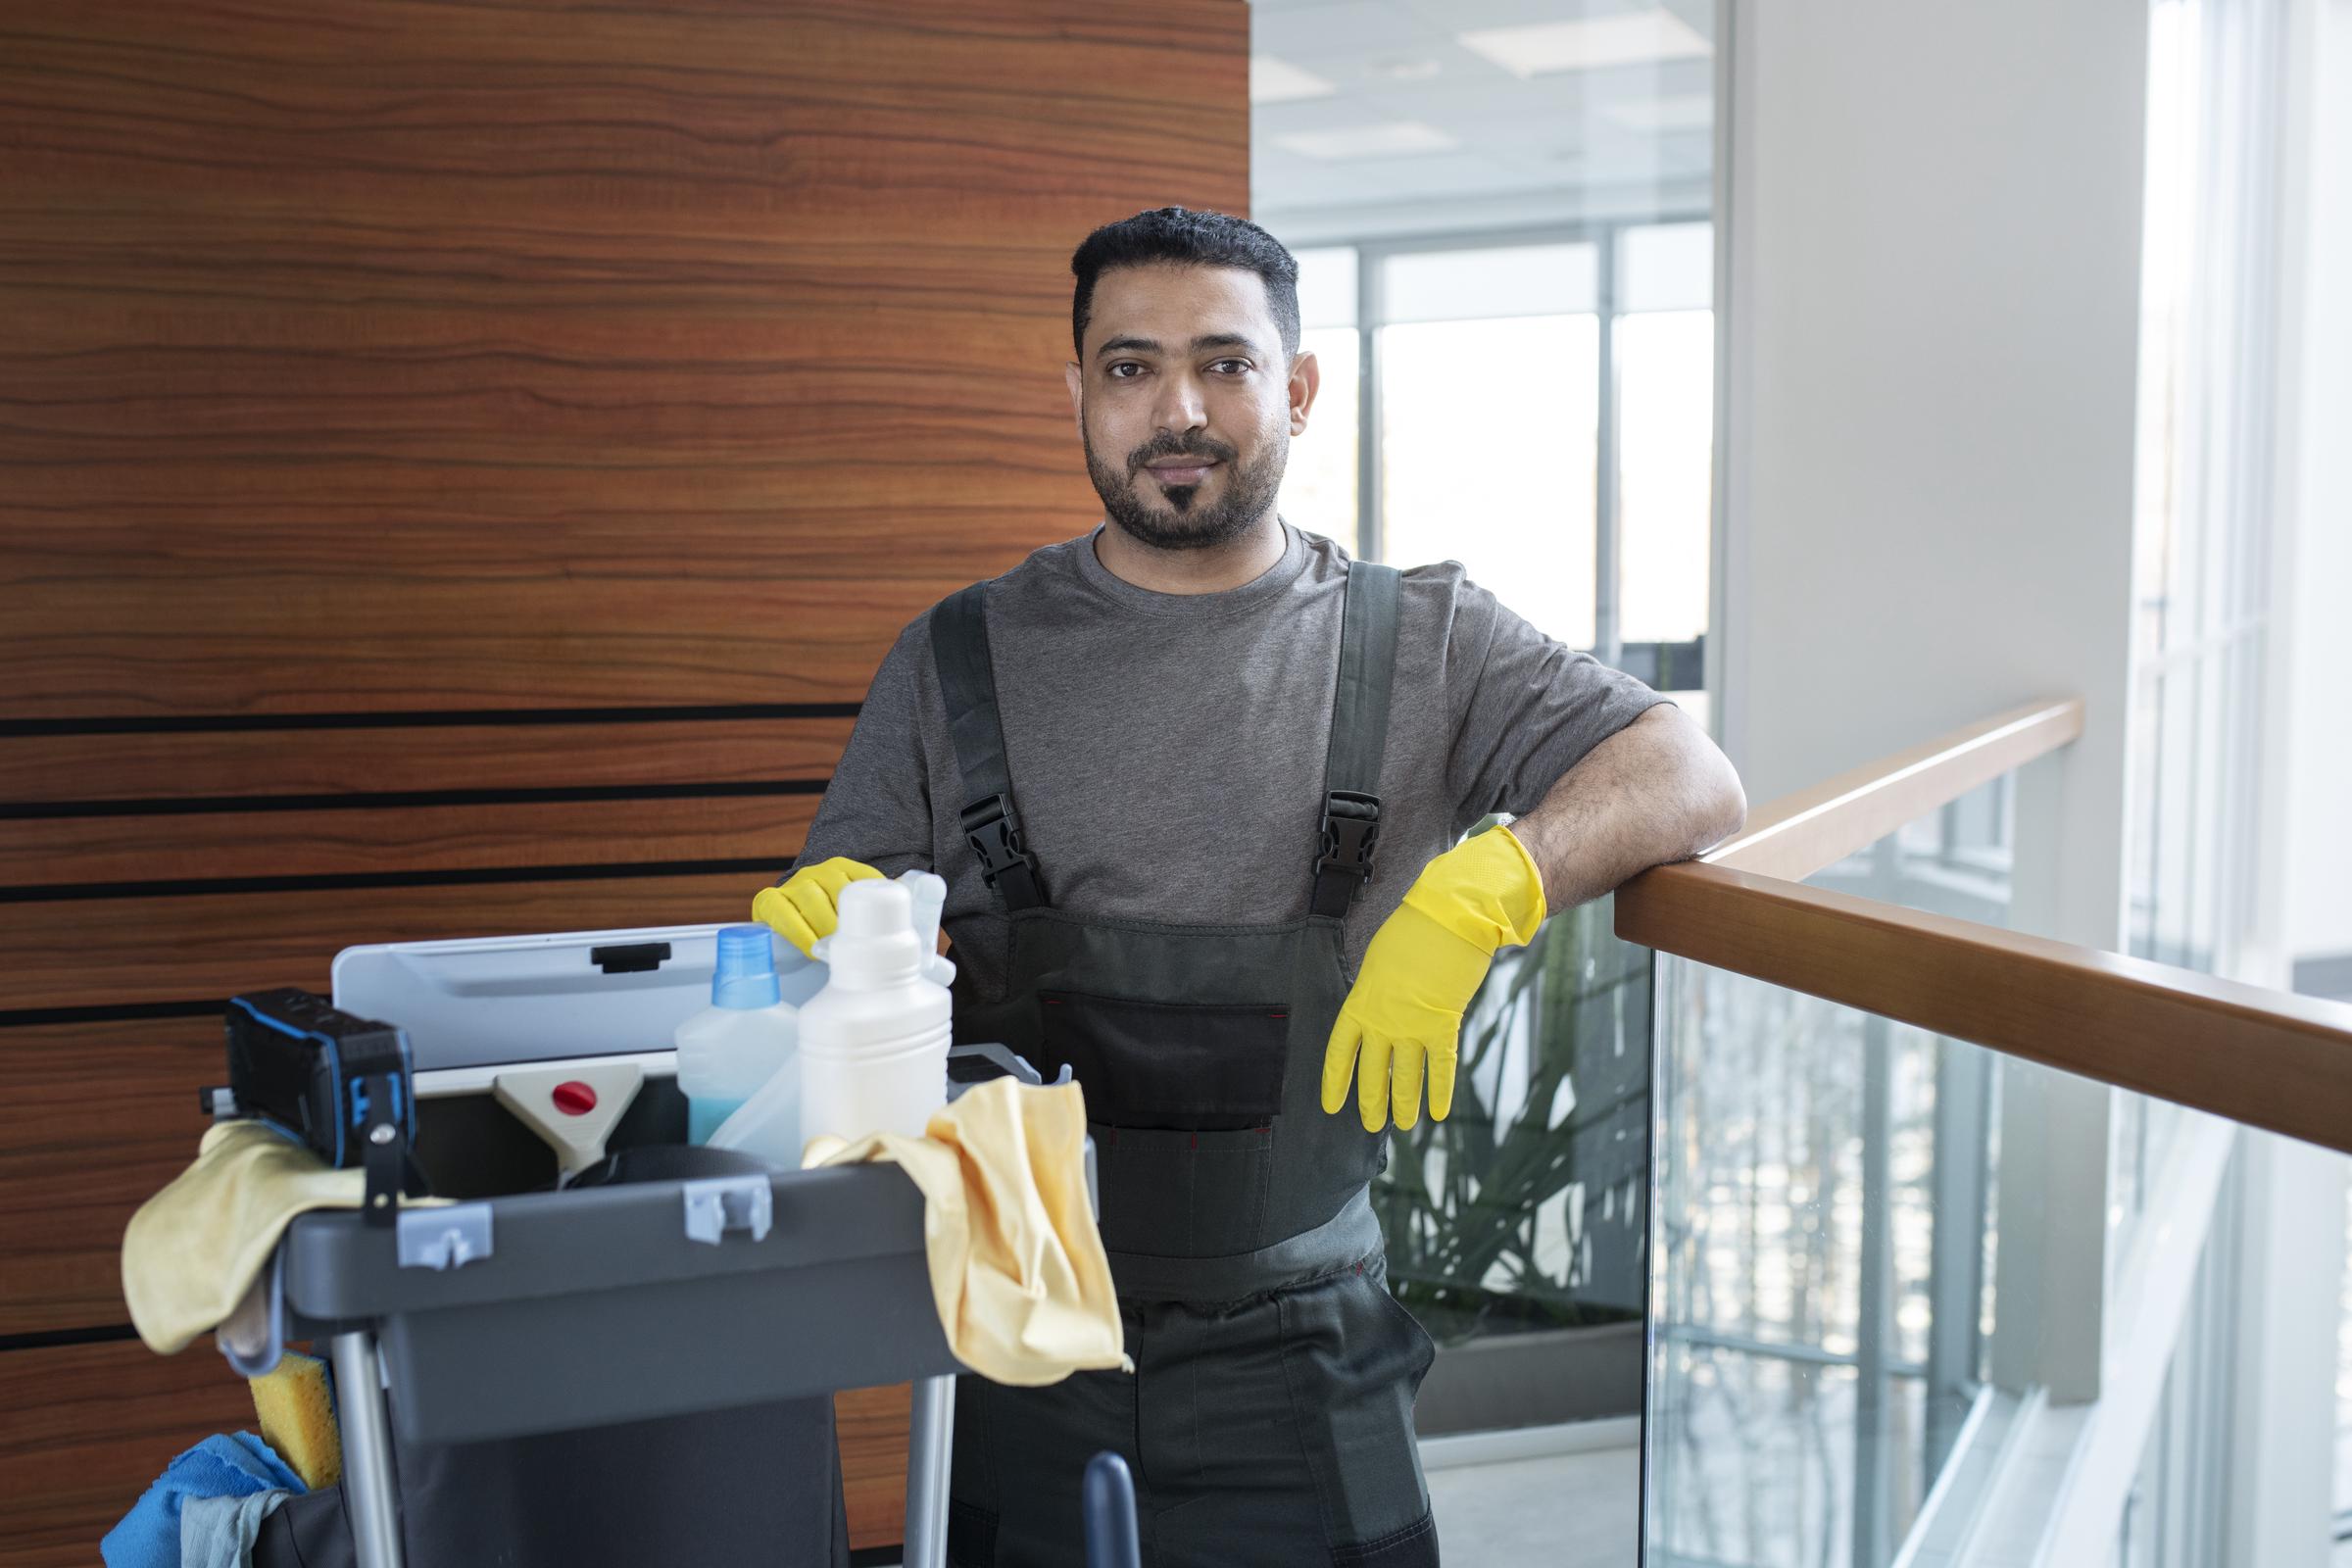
[1617,862,2352,1156]
[1706,697,2083,881]
[1614,697,2352,1155]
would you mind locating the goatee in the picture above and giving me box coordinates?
[1085,420,1288,553]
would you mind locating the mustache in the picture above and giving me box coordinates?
[1126,431,1239,473]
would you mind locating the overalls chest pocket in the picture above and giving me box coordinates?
[1038,990,1289,1256]
[1038,991,1290,1128]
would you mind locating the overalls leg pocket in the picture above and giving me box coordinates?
[1276,1256,1442,1565]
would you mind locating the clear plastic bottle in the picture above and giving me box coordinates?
[673,925,799,1145]
[797,878,952,1144]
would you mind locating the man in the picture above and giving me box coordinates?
[757,208,1745,1567]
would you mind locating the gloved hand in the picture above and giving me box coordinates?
[1321,825,1547,1133]
[752,857,884,957]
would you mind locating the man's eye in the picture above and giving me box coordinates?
[1210,359,1251,374]
[1107,363,1145,380]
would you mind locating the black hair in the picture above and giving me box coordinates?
[1069,207,1301,362]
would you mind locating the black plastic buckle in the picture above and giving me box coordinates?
[960,792,1044,906]
[1316,790,1382,892]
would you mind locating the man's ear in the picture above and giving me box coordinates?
[1288,348,1322,438]
[1063,362,1084,439]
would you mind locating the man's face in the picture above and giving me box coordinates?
[1065,264,1318,552]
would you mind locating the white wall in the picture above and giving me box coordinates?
[2278,0,2352,971]
[1716,0,2149,954]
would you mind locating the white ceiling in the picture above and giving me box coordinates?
[1250,0,1716,246]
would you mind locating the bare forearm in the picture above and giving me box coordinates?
[1501,705,1747,913]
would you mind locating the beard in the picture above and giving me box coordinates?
[1084,416,1288,553]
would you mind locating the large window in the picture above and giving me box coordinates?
[1276,220,1715,688]
[1382,244,1601,650]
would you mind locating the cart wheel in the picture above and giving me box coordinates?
[1081,1451,1141,1568]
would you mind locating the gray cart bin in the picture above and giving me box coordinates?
[280,1163,956,1446]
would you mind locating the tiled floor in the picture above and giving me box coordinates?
[1426,1444,1641,1567]
[866,1443,1642,1567]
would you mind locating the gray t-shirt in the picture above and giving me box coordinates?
[794,523,1670,1003]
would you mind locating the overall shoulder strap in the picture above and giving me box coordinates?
[927,583,1046,910]
[1311,561,1401,918]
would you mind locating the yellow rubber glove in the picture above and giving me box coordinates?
[752,856,884,957]
[1322,825,1547,1133]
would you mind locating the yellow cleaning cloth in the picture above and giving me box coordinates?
[122,1121,440,1355]
[806,1077,1128,1387]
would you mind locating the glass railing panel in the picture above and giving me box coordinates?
[1646,956,2011,1568]
[1645,777,2021,1568]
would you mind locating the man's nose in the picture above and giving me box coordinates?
[1152,371,1207,435]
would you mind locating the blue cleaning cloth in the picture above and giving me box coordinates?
[102,1432,304,1568]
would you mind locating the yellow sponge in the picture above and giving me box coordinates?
[250,1349,342,1491]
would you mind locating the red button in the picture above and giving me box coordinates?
[552,1081,598,1117]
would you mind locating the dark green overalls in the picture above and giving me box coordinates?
[930,562,1441,1568]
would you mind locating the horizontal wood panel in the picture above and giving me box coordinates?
[0,505,1052,714]
[2,872,766,1014]
[0,717,855,807]
[0,3,1244,217]
[0,0,1247,719]
[0,1019,220,1335]
[3,794,817,890]
[1617,860,2352,1156]
[0,1341,910,1563]
[1,561,1004,717]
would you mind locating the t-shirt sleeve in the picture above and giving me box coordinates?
[1443,574,1675,829]
[787,621,936,880]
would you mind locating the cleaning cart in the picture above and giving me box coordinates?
[222,921,989,1568]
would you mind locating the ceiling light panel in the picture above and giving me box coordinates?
[1273,121,1461,161]
[1251,56,1341,105]
[1457,10,1712,78]
[1602,92,1715,131]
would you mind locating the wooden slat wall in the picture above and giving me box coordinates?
[0,718,860,805]
[0,0,1248,1557]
